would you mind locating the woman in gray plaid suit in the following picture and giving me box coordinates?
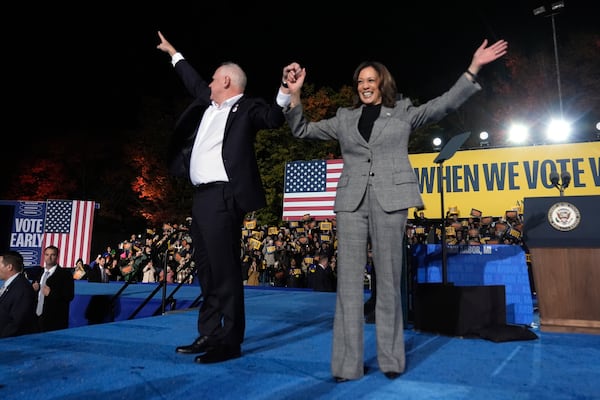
[280,38,508,382]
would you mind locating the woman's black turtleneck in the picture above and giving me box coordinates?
[358,103,381,142]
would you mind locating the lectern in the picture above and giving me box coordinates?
[524,195,600,334]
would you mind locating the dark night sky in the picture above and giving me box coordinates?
[9,1,598,137]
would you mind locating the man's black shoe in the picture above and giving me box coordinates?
[176,336,213,354]
[194,345,241,364]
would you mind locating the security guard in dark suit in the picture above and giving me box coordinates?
[311,254,336,292]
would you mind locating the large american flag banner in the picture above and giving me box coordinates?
[42,199,96,268]
[282,159,343,221]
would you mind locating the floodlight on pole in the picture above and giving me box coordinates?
[533,1,565,118]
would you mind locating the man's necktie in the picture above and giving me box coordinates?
[36,270,49,316]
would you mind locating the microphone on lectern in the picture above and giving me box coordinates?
[561,171,571,189]
[550,171,560,187]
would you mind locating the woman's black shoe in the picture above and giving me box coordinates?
[384,371,401,380]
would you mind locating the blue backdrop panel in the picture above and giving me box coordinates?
[412,244,533,325]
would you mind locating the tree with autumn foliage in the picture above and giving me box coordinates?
[120,96,194,228]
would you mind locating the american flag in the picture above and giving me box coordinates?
[282,159,343,221]
[43,200,96,268]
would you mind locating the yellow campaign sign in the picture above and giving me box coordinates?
[319,221,332,231]
[409,142,600,218]
[249,237,262,250]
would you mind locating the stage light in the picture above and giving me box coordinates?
[507,123,529,144]
[545,118,571,142]
[479,131,489,147]
[432,137,442,151]
[551,1,564,11]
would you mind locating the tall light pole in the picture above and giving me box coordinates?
[533,1,565,118]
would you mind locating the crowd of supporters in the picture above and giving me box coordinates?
[408,207,525,246]
[72,221,194,285]
[77,206,525,292]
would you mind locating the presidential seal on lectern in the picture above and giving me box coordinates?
[548,202,581,232]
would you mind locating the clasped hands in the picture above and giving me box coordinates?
[282,62,305,89]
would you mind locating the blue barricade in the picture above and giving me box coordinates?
[412,244,534,325]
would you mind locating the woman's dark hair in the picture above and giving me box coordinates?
[351,61,398,109]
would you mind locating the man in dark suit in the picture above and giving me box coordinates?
[87,254,108,283]
[33,245,75,332]
[156,31,291,364]
[0,250,38,338]
[311,254,336,292]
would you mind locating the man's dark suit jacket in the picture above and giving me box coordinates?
[0,273,38,338]
[167,59,285,214]
[38,266,75,332]
[86,263,103,283]
[312,264,337,292]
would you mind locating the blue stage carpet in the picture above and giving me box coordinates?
[1,285,599,400]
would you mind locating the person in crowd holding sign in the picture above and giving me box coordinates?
[280,38,508,381]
